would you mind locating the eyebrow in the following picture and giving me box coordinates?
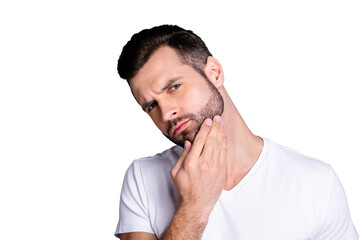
[159,76,183,92]
[140,76,183,112]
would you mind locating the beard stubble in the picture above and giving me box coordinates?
[164,81,224,147]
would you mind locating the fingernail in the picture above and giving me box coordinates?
[205,118,212,126]
[214,115,221,122]
[184,141,190,150]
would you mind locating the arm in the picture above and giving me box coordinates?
[115,116,226,240]
[162,115,227,239]
[116,232,157,240]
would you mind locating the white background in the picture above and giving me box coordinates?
[0,0,359,239]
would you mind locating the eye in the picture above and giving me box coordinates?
[148,102,157,112]
[170,84,180,91]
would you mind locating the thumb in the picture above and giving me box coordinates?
[170,140,191,179]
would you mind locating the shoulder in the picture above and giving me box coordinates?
[263,139,358,238]
[117,146,181,238]
[123,145,183,187]
[263,138,337,197]
[266,138,334,177]
[130,145,182,171]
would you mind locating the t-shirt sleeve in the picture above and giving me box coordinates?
[315,168,358,239]
[115,160,154,235]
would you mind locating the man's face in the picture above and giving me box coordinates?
[130,46,224,147]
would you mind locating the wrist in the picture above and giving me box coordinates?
[177,201,210,226]
[162,204,208,240]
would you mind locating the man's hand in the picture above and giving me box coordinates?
[163,115,227,239]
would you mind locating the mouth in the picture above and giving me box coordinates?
[173,119,191,135]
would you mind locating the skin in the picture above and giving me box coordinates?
[118,46,263,240]
[129,46,220,145]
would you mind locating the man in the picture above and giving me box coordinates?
[115,25,358,239]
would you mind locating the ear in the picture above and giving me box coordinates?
[204,56,224,89]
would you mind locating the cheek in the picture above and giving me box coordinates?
[151,114,168,134]
[183,87,210,110]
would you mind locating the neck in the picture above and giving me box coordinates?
[219,87,264,190]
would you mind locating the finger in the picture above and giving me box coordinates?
[210,124,224,166]
[218,134,227,171]
[201,115,222,159]
[187,118,213,158]
[170,140,191,179]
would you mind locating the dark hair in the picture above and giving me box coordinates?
[118,25,212,82]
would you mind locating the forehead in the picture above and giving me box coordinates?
[129,46,183,102]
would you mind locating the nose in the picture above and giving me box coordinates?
[159,100,178,122]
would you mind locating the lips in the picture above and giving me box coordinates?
[173,119,191,135]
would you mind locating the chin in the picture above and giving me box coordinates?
[184,132,196,144]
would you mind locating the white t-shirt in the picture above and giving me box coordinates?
[115,138,358,239]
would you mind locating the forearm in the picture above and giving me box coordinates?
[161,204,209,240]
